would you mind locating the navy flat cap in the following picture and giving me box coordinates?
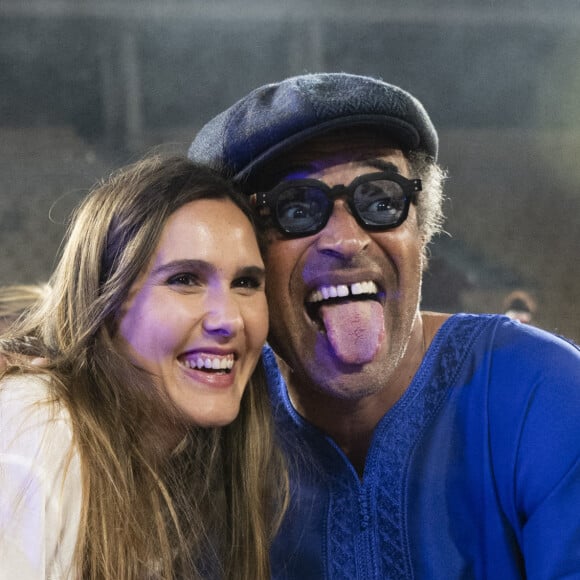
[188,72,438,184]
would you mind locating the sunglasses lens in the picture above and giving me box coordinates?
[276,187,330,235]
[353,180,407,227]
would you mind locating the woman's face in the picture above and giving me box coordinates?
[116,198,268,429]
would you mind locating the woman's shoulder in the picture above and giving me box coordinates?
[1,372,60,417]
[0,372,73,456]
[0,373,81,580]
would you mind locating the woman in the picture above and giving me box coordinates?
[0,156,287,579]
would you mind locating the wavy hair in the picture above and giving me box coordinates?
[0,283,50,332]
[3,155,287,579]
[406,150,447,248]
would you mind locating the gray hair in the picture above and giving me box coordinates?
[407,151,447,247]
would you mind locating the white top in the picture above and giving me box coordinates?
[0,374,81,579]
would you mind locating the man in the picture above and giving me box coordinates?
[189,73,580,578]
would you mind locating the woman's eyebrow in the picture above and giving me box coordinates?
[150,259,210,277]
[151,260,266,280]
[236,265,266,280]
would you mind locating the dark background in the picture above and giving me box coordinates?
[1,0,579,341]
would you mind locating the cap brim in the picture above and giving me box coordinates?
[234,114,421,182]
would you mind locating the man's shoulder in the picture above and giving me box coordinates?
[434,312,578,358]
[485,314,579,368]
[426,313,579,398]
[445,314,580,442]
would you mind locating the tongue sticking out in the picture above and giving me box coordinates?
[320,300,385,365]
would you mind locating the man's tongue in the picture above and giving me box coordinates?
[319,300,385,365]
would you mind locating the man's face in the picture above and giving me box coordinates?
[262,139,425,402]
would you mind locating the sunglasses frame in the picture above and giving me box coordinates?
[251,171,422,238]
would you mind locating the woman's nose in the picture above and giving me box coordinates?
[201,293,244,338]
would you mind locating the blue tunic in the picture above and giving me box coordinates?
[266,314,580,579]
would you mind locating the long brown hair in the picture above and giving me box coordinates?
[4,155,287,579]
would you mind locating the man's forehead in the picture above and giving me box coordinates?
[282,157,402,181]
[256,130,408,186]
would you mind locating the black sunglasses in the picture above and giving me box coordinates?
[250,171,422,238]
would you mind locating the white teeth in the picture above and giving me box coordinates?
[307,281,378,303]
[183,354,234,371]
[352,281,377,296]
[311,289,323,302]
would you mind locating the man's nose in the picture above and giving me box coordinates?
[202,292,244,338]
[316,199,370,259]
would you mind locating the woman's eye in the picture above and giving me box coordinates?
[167,273,200,286]
[233,276,262,290]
